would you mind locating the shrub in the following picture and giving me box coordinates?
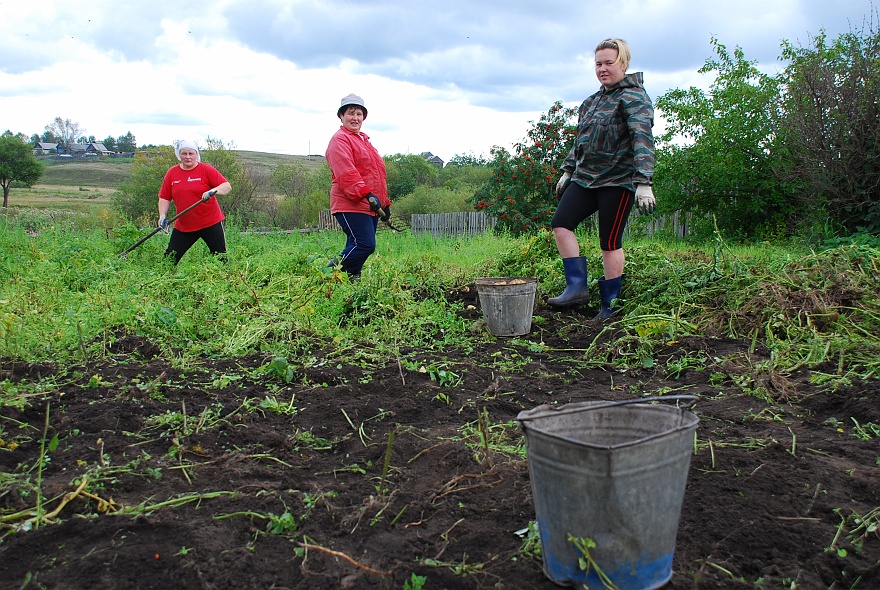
[469,102,576,236]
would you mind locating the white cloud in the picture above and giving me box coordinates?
[0,0,875,162]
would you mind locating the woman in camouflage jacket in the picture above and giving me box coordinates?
[548,38,656,318]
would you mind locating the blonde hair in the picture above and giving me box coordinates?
[595,38,631,71]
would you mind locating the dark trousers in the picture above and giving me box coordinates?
[551,184,634,251]
[333,212,378,276]
[164,222,226,265]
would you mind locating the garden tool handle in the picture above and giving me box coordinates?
[119,198,206,257]
[517,394,698,423]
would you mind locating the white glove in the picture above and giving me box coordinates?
[556,172,572,196]
[635,184,655,213]
[201,189,217,203]
[158,217,169,234]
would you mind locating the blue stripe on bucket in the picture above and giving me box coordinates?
[542,541,673,589]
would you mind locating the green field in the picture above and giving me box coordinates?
[5,151,319,219]
[235,150,326,172]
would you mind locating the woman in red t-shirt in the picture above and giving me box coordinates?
[158,140,232,264]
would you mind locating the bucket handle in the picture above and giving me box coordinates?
[517,394,698,423]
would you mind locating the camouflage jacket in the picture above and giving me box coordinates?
[562,72,654,191]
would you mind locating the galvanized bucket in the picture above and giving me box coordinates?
[517,396,699,589]
[475,277,537,337]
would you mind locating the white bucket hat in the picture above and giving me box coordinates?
[337,93,367,119]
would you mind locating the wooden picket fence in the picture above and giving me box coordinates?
[317,210,337,231]
[316,210,695,239]
[410,211,497,237]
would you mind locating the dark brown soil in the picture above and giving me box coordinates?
[1,288,878,590]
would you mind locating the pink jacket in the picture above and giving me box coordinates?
[325,127,390,214]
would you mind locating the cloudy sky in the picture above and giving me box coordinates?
[0,0,874,162]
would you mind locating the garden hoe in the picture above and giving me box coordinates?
[379,206,402,232]
[118,198,205,258]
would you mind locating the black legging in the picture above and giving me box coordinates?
[550,184,634,251]
[164,222,226,264]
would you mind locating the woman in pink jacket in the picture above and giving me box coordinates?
[325,93,391,280]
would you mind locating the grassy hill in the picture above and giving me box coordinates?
[235,151,326,172]
[7,151,315,217]
[39,158,134,187]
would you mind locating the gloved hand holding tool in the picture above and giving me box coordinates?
[634,184,655,213]
[158,217,169,234]
[364,192,381,212]
[201,189,218,203]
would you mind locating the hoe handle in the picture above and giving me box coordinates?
[119,199,205,257]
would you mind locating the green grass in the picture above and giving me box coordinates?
[234,151,326,172]
[2,159,879,398]
[38,158,133,187]
[6,150,321,221]
[0,221,878,400]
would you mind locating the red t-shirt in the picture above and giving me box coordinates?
[158,163,227,232]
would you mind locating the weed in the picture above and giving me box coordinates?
[260,395,298,415]
[422,554,484,576]
[568,534,618,590]
[827,506,880,557]
[850,418,880,440]
[293,430,338,451]
[266,510,298,535]
[515,521,542,560]
[459,413,524,461]
[264,356,296,383]
[404,572,427,590]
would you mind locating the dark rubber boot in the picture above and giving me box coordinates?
[595,275,623,319]
[547,256,589,307]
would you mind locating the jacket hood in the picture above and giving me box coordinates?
[602,72,644,92]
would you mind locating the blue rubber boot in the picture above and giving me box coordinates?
[595,275,623,319]
[547,256,589,307]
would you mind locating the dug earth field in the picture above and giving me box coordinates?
[0,295,877,589]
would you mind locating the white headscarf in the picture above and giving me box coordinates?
[174,140,201,161]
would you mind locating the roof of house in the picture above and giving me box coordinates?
[35,142,58,149]
[420,151,444,165]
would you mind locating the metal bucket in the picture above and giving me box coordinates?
[517,396,699,589]
[475,277,537,337]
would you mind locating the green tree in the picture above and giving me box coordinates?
[201,138,258,227]
[2,130,30,143]
[654,38,792,240]
[102,136,117,151]
[469,101,576,236]
[777,22,880,234]
[113,146,178,223]
[393,185,474,216]
[385,154,439,199]
[273,161,328,228]
[438,154,491,191]
[0,135,45,208]
[116,132,137,152]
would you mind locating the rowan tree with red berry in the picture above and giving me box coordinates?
[469,101,577,235]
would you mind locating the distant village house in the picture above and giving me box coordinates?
[421,152,444,168]
[33,142,58,155]
[33,141,112,157]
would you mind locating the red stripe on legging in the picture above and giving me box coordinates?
[607,189,630,250]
